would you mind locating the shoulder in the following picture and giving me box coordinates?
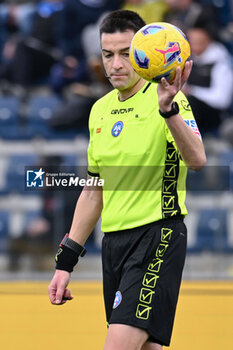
[91,89,117,113]
[140,82,158,101]
[88,89,117,128]
[175,91,194,118]
[174,90,189,107]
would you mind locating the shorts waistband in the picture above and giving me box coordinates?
[104,215,184,235]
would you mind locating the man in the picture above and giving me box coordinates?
[184,26,233,134]
[49,10,206,350]
[164,0,218,38]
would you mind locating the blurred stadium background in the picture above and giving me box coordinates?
[0,1,232,349]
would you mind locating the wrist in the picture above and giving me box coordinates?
[55,234,86,272]
[159,102,179,119]
[60,234,86,256]
[159,103,173,113]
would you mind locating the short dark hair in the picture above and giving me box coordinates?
[100,10,146,37]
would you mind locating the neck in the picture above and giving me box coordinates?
[118,78,146,101]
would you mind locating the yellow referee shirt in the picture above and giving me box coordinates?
[88,82,199,232]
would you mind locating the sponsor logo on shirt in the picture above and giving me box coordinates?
[181,99,191,111]
[111,108,134,114]
[184,119,201,137]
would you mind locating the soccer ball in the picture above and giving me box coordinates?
[129,22,191,83]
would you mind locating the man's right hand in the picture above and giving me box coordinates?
[48,270,73,305]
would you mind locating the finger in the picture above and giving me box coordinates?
[56,285,67,304]
[63,288,74,301]
[160,76,170,89]
[48,285,57,304]
[183,60,191,76]
[173,66,181,88]
[182,60,193,83]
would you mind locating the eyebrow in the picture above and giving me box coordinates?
[102,46,130,53]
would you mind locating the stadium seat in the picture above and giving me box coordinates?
[25,95,78,139]
[0,96,21,139]
[6,154,39,194]
[218,150,233,191]
[187,163,229,193]
[195,209,229,252]
[21,209,43,232]
[186,168,206,192]
[0,211,9,252]
[61,154,81,174]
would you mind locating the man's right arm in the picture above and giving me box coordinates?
[48,183,103,305]
[68,183,103,245]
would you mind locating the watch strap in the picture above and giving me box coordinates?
[159,101,179,119]
[60,234,86,257]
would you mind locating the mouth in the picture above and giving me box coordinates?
[111,73,127,78]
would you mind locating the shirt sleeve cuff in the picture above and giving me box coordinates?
[88,170,100,177]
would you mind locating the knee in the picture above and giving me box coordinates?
[142,342,163,350]
[104,324,148,350]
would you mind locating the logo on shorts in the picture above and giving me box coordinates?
[111,121,123,137]
[113,291,122,309]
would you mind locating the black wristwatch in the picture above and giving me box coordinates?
[159,102,179,119]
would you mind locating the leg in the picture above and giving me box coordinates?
[141,342,163,350]
[102,220,186,350]
[103,324,149,350]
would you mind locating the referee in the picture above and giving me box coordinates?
[49,10,206,350]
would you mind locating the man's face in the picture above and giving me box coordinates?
[187,28,211,56]
[101,30,141,92]
[164,0,192,11]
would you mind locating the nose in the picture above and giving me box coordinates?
[112,54,123,70]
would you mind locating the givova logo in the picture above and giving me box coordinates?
[26,168,45,187]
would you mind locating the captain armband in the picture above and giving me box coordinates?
[55,234,86,273]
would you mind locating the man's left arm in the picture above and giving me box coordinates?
[157,61,206,171]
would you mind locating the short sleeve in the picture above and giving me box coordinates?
[87,105,100,177]
[165,91,201,145]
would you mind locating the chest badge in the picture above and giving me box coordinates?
[112,121,123,137]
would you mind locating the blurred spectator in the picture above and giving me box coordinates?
[122,0,168,24]
[0,1,36,62]
[0,0,66,94]
[183,26,233,135]
[50,57,111,131]
[81,11,108,65]
[201,0,233,52]
[57,0,120,61]
[49,12,112,130]
[216,0,233,53]
[0,0,121,95]
[164,0,219,39]
[49,0,120,93]
[0,2,8,62]
[6,2,36,36]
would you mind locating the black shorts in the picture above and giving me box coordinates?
[102,217,187,346]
